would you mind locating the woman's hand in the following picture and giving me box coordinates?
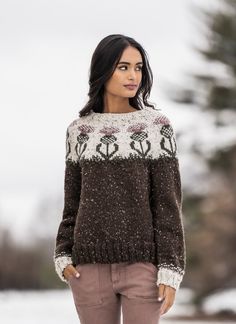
[158,284,176,315]
[63,264,80,281]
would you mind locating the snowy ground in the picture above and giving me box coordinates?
[0,288,235,324]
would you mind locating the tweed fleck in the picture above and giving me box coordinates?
[53,105,186,291]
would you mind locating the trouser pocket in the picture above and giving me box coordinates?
[68,263,103,307]
[125,262,162,303]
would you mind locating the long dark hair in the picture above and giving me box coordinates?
[78,34,156,117]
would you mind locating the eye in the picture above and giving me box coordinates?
[118,65,143,71]
[137,65,143,71]
[119,66,127,70]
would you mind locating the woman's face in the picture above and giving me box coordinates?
[104,46,143,99]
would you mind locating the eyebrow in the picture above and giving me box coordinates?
[117,61,143,65]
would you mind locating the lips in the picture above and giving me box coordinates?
[124,85,137,90]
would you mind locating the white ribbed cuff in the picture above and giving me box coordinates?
[156,267,183,291]
[53,254,73,283]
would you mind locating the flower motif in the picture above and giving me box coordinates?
[77,125,95,146]
[96,126,120,159]
[99,126,120,136]
[78,125,95,134]
[128,123,150,157]
[153,115,170,125]
[160,124,174,140]
[127,123,147,133]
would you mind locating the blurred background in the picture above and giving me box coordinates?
[1,0,236,323]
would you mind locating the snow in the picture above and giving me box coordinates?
[0,289,78,324]
[202,288,236,315]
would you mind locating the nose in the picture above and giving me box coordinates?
[128,70,136,80]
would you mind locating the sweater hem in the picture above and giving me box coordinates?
[71,241,157,265]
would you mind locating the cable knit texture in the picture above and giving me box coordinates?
[53,105,186,291]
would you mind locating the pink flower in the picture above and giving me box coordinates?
[99,126,120,136]
[127,123,147,133]
[153,115,170,125]
[78,125,95,134]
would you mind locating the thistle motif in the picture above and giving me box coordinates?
[75,124,95,158]
[153,115,170,125]
[128,123,151,158]
[153,115,177,157]
[96,126,120,160]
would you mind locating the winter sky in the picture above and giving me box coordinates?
[1,0,227,242]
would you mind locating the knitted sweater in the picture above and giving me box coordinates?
[53,105,186,291]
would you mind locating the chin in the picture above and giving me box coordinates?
[122,92,137,98]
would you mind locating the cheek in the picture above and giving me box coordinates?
[107,73,124,90]
[112,70,124,83]
[138,72,142,81]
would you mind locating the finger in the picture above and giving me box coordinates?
[69,264,80,278]
[160,288,174,315]
[160,297,172,316]
[160,297,168,315]
[160,302,170,316]
[157,284,166,301]
[64,265,80,279]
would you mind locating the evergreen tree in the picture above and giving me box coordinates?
[170,0,236,312]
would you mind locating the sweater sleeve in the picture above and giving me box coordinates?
[53,124,82,283]
[149,120,186,291]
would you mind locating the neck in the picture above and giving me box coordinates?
[103,94,135,113]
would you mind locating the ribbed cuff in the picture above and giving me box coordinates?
[156,267,184,291]
[53,254,73,283]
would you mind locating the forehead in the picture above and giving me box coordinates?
[119,46,143,63]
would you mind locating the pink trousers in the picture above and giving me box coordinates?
[67,261,164,324]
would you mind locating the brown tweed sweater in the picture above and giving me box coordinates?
[53,105,186,291]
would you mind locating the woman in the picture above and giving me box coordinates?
[53,34,186,324]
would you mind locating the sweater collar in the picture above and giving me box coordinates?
[89,105,149,118]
